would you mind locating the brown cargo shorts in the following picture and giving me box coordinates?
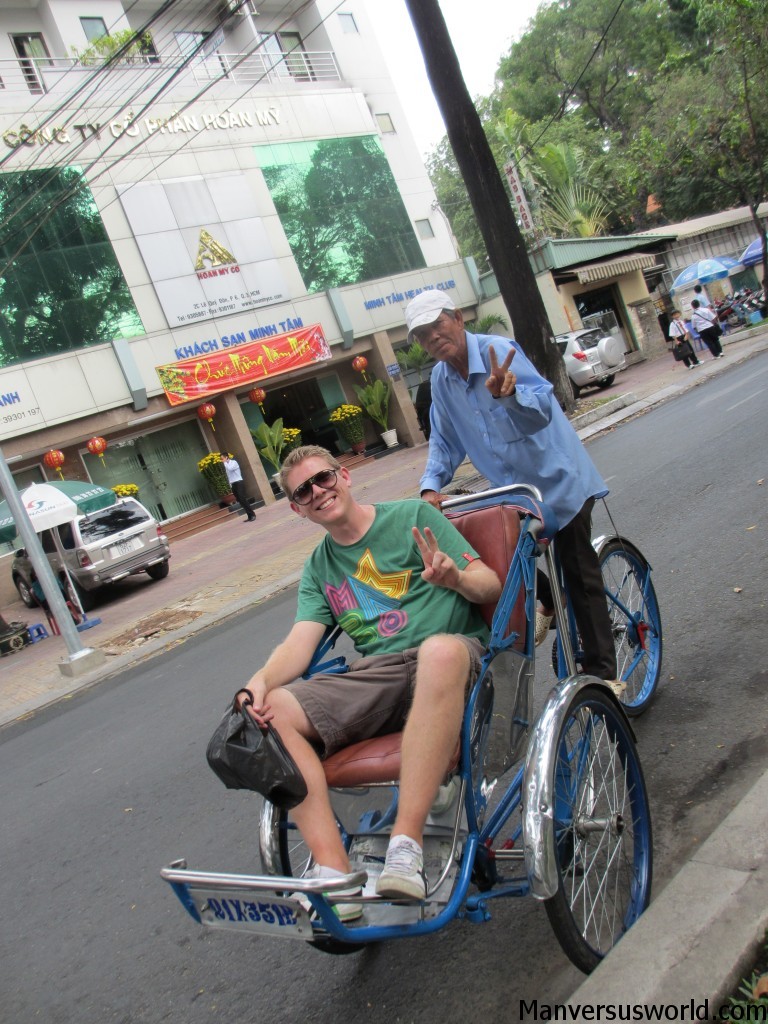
[285,634,486,758]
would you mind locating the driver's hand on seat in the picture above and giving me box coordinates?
[420,489,451,510]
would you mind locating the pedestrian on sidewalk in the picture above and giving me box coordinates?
[406,291,622,694]
[668,310,701,369]
[690,300,725,359]
[221,453,256,521]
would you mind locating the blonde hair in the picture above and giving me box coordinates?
[278,445,341,496]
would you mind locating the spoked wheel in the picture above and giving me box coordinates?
[544,685,652,973]
[598,539,662,715]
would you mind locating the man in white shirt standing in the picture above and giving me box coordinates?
[690,300,725,359]
[221,453,256,522]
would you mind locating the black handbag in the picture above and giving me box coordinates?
[206,691,308,810]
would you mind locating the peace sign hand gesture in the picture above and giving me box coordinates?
[412,525,460,590]
[485,344,517,399]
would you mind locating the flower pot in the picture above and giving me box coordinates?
[381,428,398,448]
[350,441,366,454]
[218,492,236,507]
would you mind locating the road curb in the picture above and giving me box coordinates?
[565,769,768,1012]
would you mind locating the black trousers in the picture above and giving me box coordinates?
[536,498,617,680]
[698,327,723,358]
[231,479,255,519]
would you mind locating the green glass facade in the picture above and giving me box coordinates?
[0,165,144,368]
[255,135,426,292]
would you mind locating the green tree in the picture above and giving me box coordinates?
[0,167,143,368]
[261,136,425,292]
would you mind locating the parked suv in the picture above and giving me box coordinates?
[12,497,170,611]
[555,328,627,398]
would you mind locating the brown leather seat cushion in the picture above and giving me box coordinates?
[323,731,460,788]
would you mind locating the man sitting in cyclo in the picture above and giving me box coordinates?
[239,445,501,919]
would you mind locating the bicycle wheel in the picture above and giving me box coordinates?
[544,685,652,973]
[599,538,662,715]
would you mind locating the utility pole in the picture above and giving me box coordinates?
[404,0,572,407]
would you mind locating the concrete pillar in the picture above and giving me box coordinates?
[215,392,276,506]
[369,332,424,446]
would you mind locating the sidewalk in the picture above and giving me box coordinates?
[2,325,768,1002]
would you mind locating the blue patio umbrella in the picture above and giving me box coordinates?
[739,237,765,268]
[670,256,743,294]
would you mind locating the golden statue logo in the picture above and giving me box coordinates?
[194,229,237,271]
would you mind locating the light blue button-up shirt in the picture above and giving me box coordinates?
[419,332,607,530]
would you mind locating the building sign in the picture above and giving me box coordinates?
[117,175,289,326]
[156,324,332,406]
[2,106,281,150]
[503,162,535,235]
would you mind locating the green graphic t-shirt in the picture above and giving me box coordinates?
[295,500,489,657]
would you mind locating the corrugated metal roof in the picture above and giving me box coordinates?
[576,253,659,282]
[634,203,768,240]
[530,235,668,273]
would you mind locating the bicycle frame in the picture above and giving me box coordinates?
[161,484,639,948]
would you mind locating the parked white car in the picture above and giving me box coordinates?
[555,328,627,398]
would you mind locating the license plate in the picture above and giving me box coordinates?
[110,536,142,557]
[194,889,313,939]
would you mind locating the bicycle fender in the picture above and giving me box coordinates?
[522,673,607,900]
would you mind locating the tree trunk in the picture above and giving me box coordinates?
[404,0,573,410]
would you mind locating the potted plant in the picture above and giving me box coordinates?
[111,483,139,499]
[329,404,366,453]
[251,418,287,475]
[197,451,233,504]
[282,427,303,456]
[354,378,397,447]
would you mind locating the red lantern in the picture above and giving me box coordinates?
[249,387,266,405]
[197,402,217,432]
[43,449,66,480]
[351,356,368,373]
[86,436,108,466]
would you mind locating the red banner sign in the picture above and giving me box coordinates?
[156,324,332,406]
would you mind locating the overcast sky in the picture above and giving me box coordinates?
[366,0,543,156]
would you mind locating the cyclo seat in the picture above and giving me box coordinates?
[322,497,551,788]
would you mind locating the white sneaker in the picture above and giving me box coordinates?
[298,864,363,922]
[605,678,627,699]
[535,611,554,646]
[375,834,427,900]
[430,776,461,815]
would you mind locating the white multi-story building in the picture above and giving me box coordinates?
[0,0,479,527]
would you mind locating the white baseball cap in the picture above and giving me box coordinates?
[405,291,457,341]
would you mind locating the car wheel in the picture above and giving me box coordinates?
[570,378,581,399]
[146,561,170,581]
[596,375,616,389]
[14,576,36,608]
[597,336,624,368]
[73,583,97,613]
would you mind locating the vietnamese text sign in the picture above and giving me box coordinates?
[156,324,332,406]
[503,162,535,234]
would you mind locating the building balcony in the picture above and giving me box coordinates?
[0,49,342,105]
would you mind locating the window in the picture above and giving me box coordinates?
[375,113,396,134]
[338,12,359,33]
[176,31,208,57]
[0,166,144,369]
[10,34,51,93]
[255,135,426,293]
[415,219,435,240]
[258,31,314,80]
[80,17,108,42]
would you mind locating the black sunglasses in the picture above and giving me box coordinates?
[291,469,338,505]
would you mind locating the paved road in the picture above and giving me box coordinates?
[3,356,767,1022]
